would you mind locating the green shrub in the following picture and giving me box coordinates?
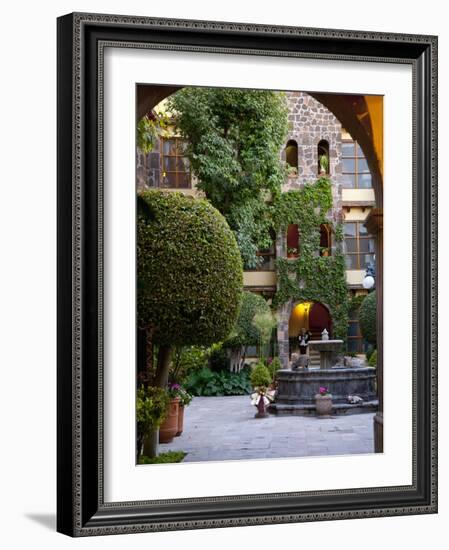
[368,349,378,367]
[250,362,272,389]
[267,357,282,382]
[139,451,186,464]
[170,346,208,384]
[365,345,375,362]
[359,291,377,345]
[136,386,170,438]
[185,366,252,396]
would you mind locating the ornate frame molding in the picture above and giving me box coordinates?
[57,12,437,536]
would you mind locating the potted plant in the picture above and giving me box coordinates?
[159,384,182,444]
[315,386,333,417]
[250,362,274,418]
[287,247,298,259]
[319,153,329,175]
[136,385,170,459]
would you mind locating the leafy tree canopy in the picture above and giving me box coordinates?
[225,291,271,348]
[167,87,289,267]
[137,191,243,347]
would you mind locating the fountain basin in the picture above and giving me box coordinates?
[269,367,378,416]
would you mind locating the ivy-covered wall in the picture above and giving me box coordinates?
[271,177,349,367]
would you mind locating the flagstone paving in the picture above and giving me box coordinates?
[160,395,375,462]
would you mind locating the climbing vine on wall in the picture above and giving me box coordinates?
[271,177,349,340]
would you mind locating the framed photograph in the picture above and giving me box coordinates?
[57,12,438,536]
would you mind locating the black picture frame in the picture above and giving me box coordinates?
[57,12,438,536]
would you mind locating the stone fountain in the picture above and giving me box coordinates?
[308,338,344,370]
[269,332,378,416]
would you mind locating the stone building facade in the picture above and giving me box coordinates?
[275,92,346,368]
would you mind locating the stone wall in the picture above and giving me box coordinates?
[136,139,161,191]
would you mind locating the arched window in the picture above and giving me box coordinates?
[287,224,299,258]
[319,224,332,256]
[318,140,330,175]
[285,140,298,173]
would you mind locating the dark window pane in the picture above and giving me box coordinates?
[359,238,375,254]
[161,172,176,188]
[342,174,356,188]
[347,321,359,337]
[177,157,190,171]
[345,239,357,253]
[342,142,355,156]
[358,223,368,235]
[162,157,177,171]
[342,158,356,172]
[345,255,357,269]
[358,173,372,188]
[344,223,356,237]
[359,254,375,269]
[358,158,369,172]
[178,172,191,188]
[163,139,177,155]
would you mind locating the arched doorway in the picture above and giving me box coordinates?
[309,302,332,339]
[288,301,332,356]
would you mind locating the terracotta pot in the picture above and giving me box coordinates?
[255,394,268,418]
[159,397,180,443]
[315,394,333,417]
[176,404,185,436]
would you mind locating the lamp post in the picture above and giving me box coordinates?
[362,262,375,291]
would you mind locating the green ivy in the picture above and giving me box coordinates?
[271,177,349,340]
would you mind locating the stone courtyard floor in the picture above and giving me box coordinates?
[160,395,375,462]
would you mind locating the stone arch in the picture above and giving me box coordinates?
[278,300,333,367]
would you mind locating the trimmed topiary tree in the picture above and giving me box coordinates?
[250,362,272,390]
[224,291,271,372]
[137,190,243,389]
[359,291,377,345]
